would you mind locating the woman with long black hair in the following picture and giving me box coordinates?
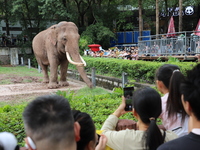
[101,87,177,150]
[155,64,189,137]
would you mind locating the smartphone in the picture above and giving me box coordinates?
[123,87,134,111]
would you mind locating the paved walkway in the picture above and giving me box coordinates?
[0,79,87,101]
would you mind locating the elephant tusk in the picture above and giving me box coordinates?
[80,55,87,67]
[66,52,84,66]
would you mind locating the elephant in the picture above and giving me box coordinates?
[32,21,93,89]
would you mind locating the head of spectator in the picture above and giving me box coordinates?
[23,95,80,150]
[72,110,107,150]
[101,86,177,150]
[133,87,164,150]
[0,132,19,150]
[72,110,96,150]
[155,64,180,90]
[155,64,187,121]
[157,64,200,150]
[180,64,200,131]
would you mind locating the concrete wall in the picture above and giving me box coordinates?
[67,70,153,90]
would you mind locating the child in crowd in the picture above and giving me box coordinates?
[157,63,200,150]
[155,64,189,137]
[101,87,177,150]
[131,50,139,60]
[72,110,107,150]
[22,95,80,150]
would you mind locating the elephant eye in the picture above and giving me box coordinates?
[63,37,67,41]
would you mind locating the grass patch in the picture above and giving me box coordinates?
[0,79,12,84]
[0,94,40,107]
[0,66,43,77]
[75,87,111,96]
[0,66,43,85]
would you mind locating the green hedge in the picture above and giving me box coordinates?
[0,104,26,146]
[70,56,198,83]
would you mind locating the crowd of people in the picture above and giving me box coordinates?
[141,32,200,58]
[1,63,200,150]
[1,33,28,47]
[84,46,139,60]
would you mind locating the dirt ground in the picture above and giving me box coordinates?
[0,75,86,102]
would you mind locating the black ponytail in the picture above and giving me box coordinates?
[146,119,165,150]
[167,70,187,123]
[155,64,187,124]
[133,87,165,150]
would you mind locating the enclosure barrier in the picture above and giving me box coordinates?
[138,31,200,56]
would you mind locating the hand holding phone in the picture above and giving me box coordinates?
[123,87,134,111]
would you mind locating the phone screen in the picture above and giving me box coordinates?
[123,87,134,111]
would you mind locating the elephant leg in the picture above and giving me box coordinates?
[36,58,49,83]
[42,65,49,83]
[48,60,59,89]
[59,60,69,86]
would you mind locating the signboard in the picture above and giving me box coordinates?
[160,6,194,17]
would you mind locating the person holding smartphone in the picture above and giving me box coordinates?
[101,87,177,150]
[123,87,134,111]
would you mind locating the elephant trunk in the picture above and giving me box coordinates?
[76,66,93,88]
[66,50,93,88]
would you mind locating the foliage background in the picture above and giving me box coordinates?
[1,0,200,49]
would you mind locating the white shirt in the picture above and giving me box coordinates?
[160,93,189,137]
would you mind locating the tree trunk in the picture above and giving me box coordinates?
[4,0,10,35]
[5,19,9,36]
[179,0,183,32]
[138,0,143,37]
[156,0,159,37]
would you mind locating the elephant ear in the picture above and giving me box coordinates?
[48,25,57,46]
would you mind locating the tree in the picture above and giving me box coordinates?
[73,0,93,27]
[179,0,183,32]
[81,22,115,49]
[160,0,178,33]
[0,0,14,35]
[39,0,71,22]
[11,0,44,42]
[116,11,135,31]
[138,0,143,36]
[156,0,159,35]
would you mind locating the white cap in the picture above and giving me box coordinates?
[0,132,18,150]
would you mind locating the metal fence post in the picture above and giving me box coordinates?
[38,65,41,73]
[28,59,31,69]
[122,72,128,88]
[21,57,24,65]
[92,67,96,87]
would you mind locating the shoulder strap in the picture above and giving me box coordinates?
[163,131,166,142]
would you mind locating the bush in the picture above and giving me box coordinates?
[56,87,135,129]
[0,87,134,146]
[69,56,197,83]
[0,104,26,146]
[0,86,165,146]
